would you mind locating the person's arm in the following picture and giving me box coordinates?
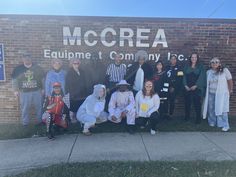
[135,91,140,117]
[147,95,160,116]
[193,64,206,91]
[224,68,233,94]
[65,70,71,95]
[108,93,116,116]
[174,66,184,92]
[45,71,51,97]
[94,101,105,117]
[182,66,191,91]
[38,65,45,95]
[227,79,233,94]
[11,68,20,96]
[125,92,135,112]
[105,65,111,88]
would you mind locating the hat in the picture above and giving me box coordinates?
[53,82,61,88]
[135,50,148,62]
[116,80,130,86]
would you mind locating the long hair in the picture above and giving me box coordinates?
[210,57,224,74]
[142,80,155,98]
[189,53,200,66]
[155,60,165,72]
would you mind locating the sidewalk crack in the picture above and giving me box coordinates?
[200,132,235,160]
[139,133,151,161]
[67,134,79,162]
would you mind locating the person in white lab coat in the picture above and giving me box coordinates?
[203,57,233,132]
[108,80,136,134]
[76,84,108,135]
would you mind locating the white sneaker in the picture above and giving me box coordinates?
[82,129,92,136]
[209,124,215,127]
[150,129,156,135]
[222,127,229,132]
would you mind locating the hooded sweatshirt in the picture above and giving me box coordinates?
[77,84,106,118]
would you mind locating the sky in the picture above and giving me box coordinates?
[0,0,235,19]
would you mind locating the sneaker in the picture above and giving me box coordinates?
[47,133,55,140]
[222,127,229,132]
[209,124,215,127]
[83,130,92,136]
[150,129,156,135]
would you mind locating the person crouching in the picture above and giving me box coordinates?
[76,84,108,136]
[108,80,136,134]
[43,82,69,139]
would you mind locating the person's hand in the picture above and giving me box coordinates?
[229,89,233,95]
[111,115,117,122]
[190,85,197,91]
[14,91,19,97]
[185,86,191,91]
[106,88,110,94]
[121,111,127,118]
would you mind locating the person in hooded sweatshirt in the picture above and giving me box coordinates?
[45,58,66,97]
[76,84,108,135]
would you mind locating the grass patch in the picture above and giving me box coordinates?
[7,161,236,177]
[0,116,236,140]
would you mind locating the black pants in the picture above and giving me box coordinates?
[159,98,168,118]
[167,91,176,115]
[70,99,85,113]
[136,112,160,130]
[184,90,202,123]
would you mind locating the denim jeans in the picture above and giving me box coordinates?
[207,92,229,129]
[20,90,42,125]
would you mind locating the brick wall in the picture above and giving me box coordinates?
[0,15,235,123]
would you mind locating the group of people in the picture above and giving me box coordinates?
[12,50,233,139]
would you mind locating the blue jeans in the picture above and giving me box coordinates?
[207,93,229,129]
[20,90,43,125]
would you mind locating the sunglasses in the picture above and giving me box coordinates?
[211,61,219,64]
[145,85,152,88]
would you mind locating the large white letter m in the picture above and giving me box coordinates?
[63,26,81,45]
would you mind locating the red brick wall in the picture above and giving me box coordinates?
[0,15,235,123]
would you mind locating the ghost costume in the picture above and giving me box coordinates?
[76,84,108,133]
[108,90,135,125]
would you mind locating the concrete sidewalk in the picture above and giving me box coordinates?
[0,132,236,177]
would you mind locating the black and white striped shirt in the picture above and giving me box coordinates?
[106,63,127,82]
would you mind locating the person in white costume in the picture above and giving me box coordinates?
[203,57,233,132]
[108,80,136,134]
[76,84,108,135]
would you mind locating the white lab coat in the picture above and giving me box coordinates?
[108,91,135,125]
[203,68,232,119]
